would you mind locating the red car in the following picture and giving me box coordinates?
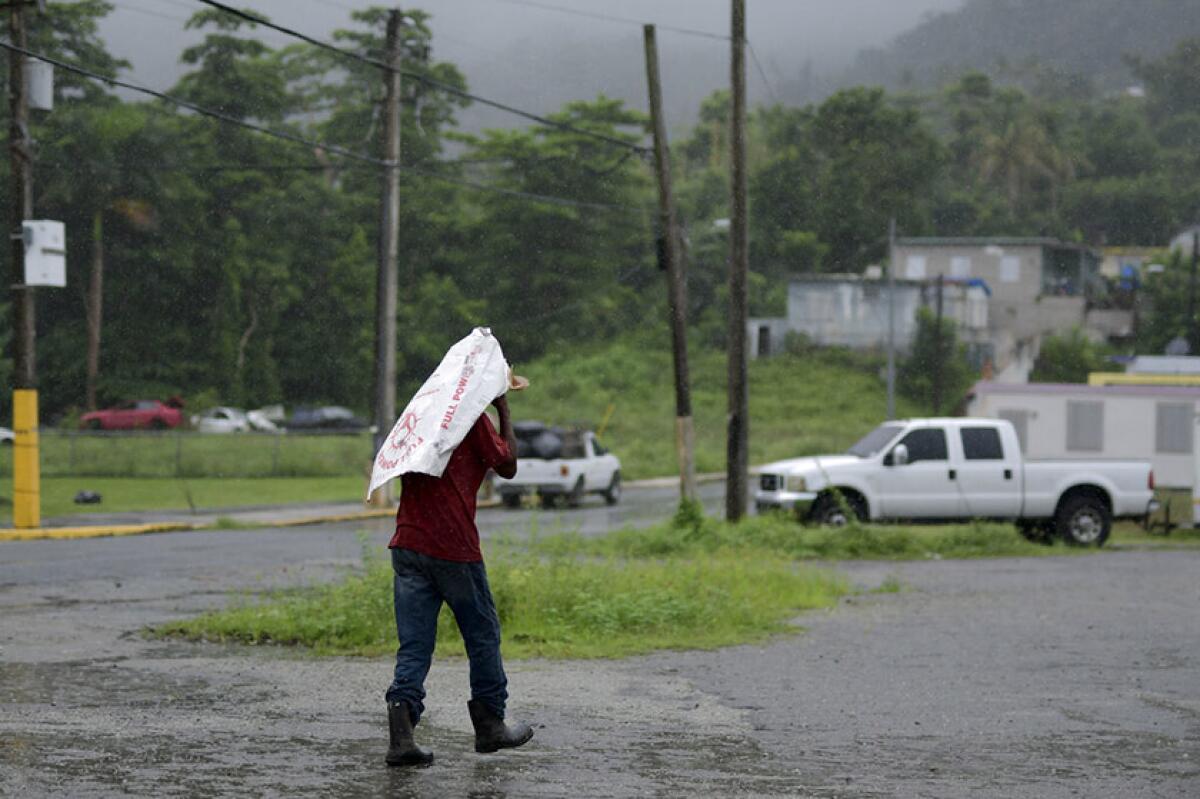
[80,399,184,430]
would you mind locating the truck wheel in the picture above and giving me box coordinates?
[811,492,864,526]
[603,472,621,506]
[566,477,585,508]
[1016,520,1053,545]
[1055,494,1111,547]
[501,493,522,509]
[150,419,168,431]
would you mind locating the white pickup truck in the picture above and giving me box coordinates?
[494,422,622,509]
[754,417,1157,546]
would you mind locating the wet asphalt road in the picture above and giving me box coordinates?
[1,514,1198,796]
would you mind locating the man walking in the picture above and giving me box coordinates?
[384,385,534,767]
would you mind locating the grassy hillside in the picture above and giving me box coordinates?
[507,335,926,480]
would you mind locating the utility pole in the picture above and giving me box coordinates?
[9,1,34,389]
[643,24,697,502]
[9,0,39,528]
[726,0,749,521]
[886,217,896,420]
[1190,231,1199,353]
[372,9,403,492]
[85,209,103,411]
[933,273,944,415]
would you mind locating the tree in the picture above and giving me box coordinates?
[458,96,653,364]
[1135,248,1197,356]
[898,308,975,413]
[1129,37,1200,127]
[1029,328,1107,383]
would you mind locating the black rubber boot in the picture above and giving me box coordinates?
[386,702,434,767]
[467,699,534,754]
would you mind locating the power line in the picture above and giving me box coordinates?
[191,0,649,155]
[747,41,779,104]
[109,1,187,24]
[0,39,640,213]
[471,0,729,42]
[452,0,781,101]
[0,38,388,166]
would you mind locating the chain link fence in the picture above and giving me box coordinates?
[0,430,373,479]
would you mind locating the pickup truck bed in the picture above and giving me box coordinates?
[494,424,622,508]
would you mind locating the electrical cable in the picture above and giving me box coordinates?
[747,41,779,104]
[0,39,642,213]
[109,2,187,24]
[190,0,649,155]
[470,0,730,42]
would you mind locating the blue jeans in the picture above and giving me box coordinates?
[384,547,508,723]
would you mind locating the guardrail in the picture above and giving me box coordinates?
[0,429,374,479]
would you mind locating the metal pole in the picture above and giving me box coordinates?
[886,218,896,420]
[372,10,403,494]
[643,25,697,502]
[726,0,750,522]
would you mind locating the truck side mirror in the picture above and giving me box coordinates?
[891,444,909,466]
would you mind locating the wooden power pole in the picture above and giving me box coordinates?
[643,24,697,502]
[726,0,750,521]
[85,209,103,410]
[373,9,403,476]
[886,217,896,420]
[9,1,35,391]
[9,0,40,528]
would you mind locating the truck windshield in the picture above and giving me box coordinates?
[846,423,904,457]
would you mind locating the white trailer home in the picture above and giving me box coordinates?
[966,381,1200,488]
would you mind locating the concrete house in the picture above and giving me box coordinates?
[747,272,988,361]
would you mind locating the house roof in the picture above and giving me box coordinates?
[970,381,1200,398]
[896,237,1095,252]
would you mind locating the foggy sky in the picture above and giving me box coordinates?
[98,0,965,131]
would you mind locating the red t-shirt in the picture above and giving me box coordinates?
[389,413,511,562]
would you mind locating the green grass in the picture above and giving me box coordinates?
[522,502,1058,561]
[0,431,372,479]
[0,476,366,524]
[509,335,924,479]
[154,546,849,660]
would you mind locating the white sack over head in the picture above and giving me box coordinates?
[367,327,509,498]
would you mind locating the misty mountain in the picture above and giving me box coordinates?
[96,0,964,131]
[842,0,1200,96]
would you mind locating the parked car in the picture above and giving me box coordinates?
[284,405,369,431]
[0,426,13,445]
[191,406,280,433]
[754,417,1157,547]
[493,421,622,508]
[80,399,184,431]
[192,406,250,433]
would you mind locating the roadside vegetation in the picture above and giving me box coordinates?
[155,543,850,660]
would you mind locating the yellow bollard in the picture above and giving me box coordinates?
[13,389,40,529]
